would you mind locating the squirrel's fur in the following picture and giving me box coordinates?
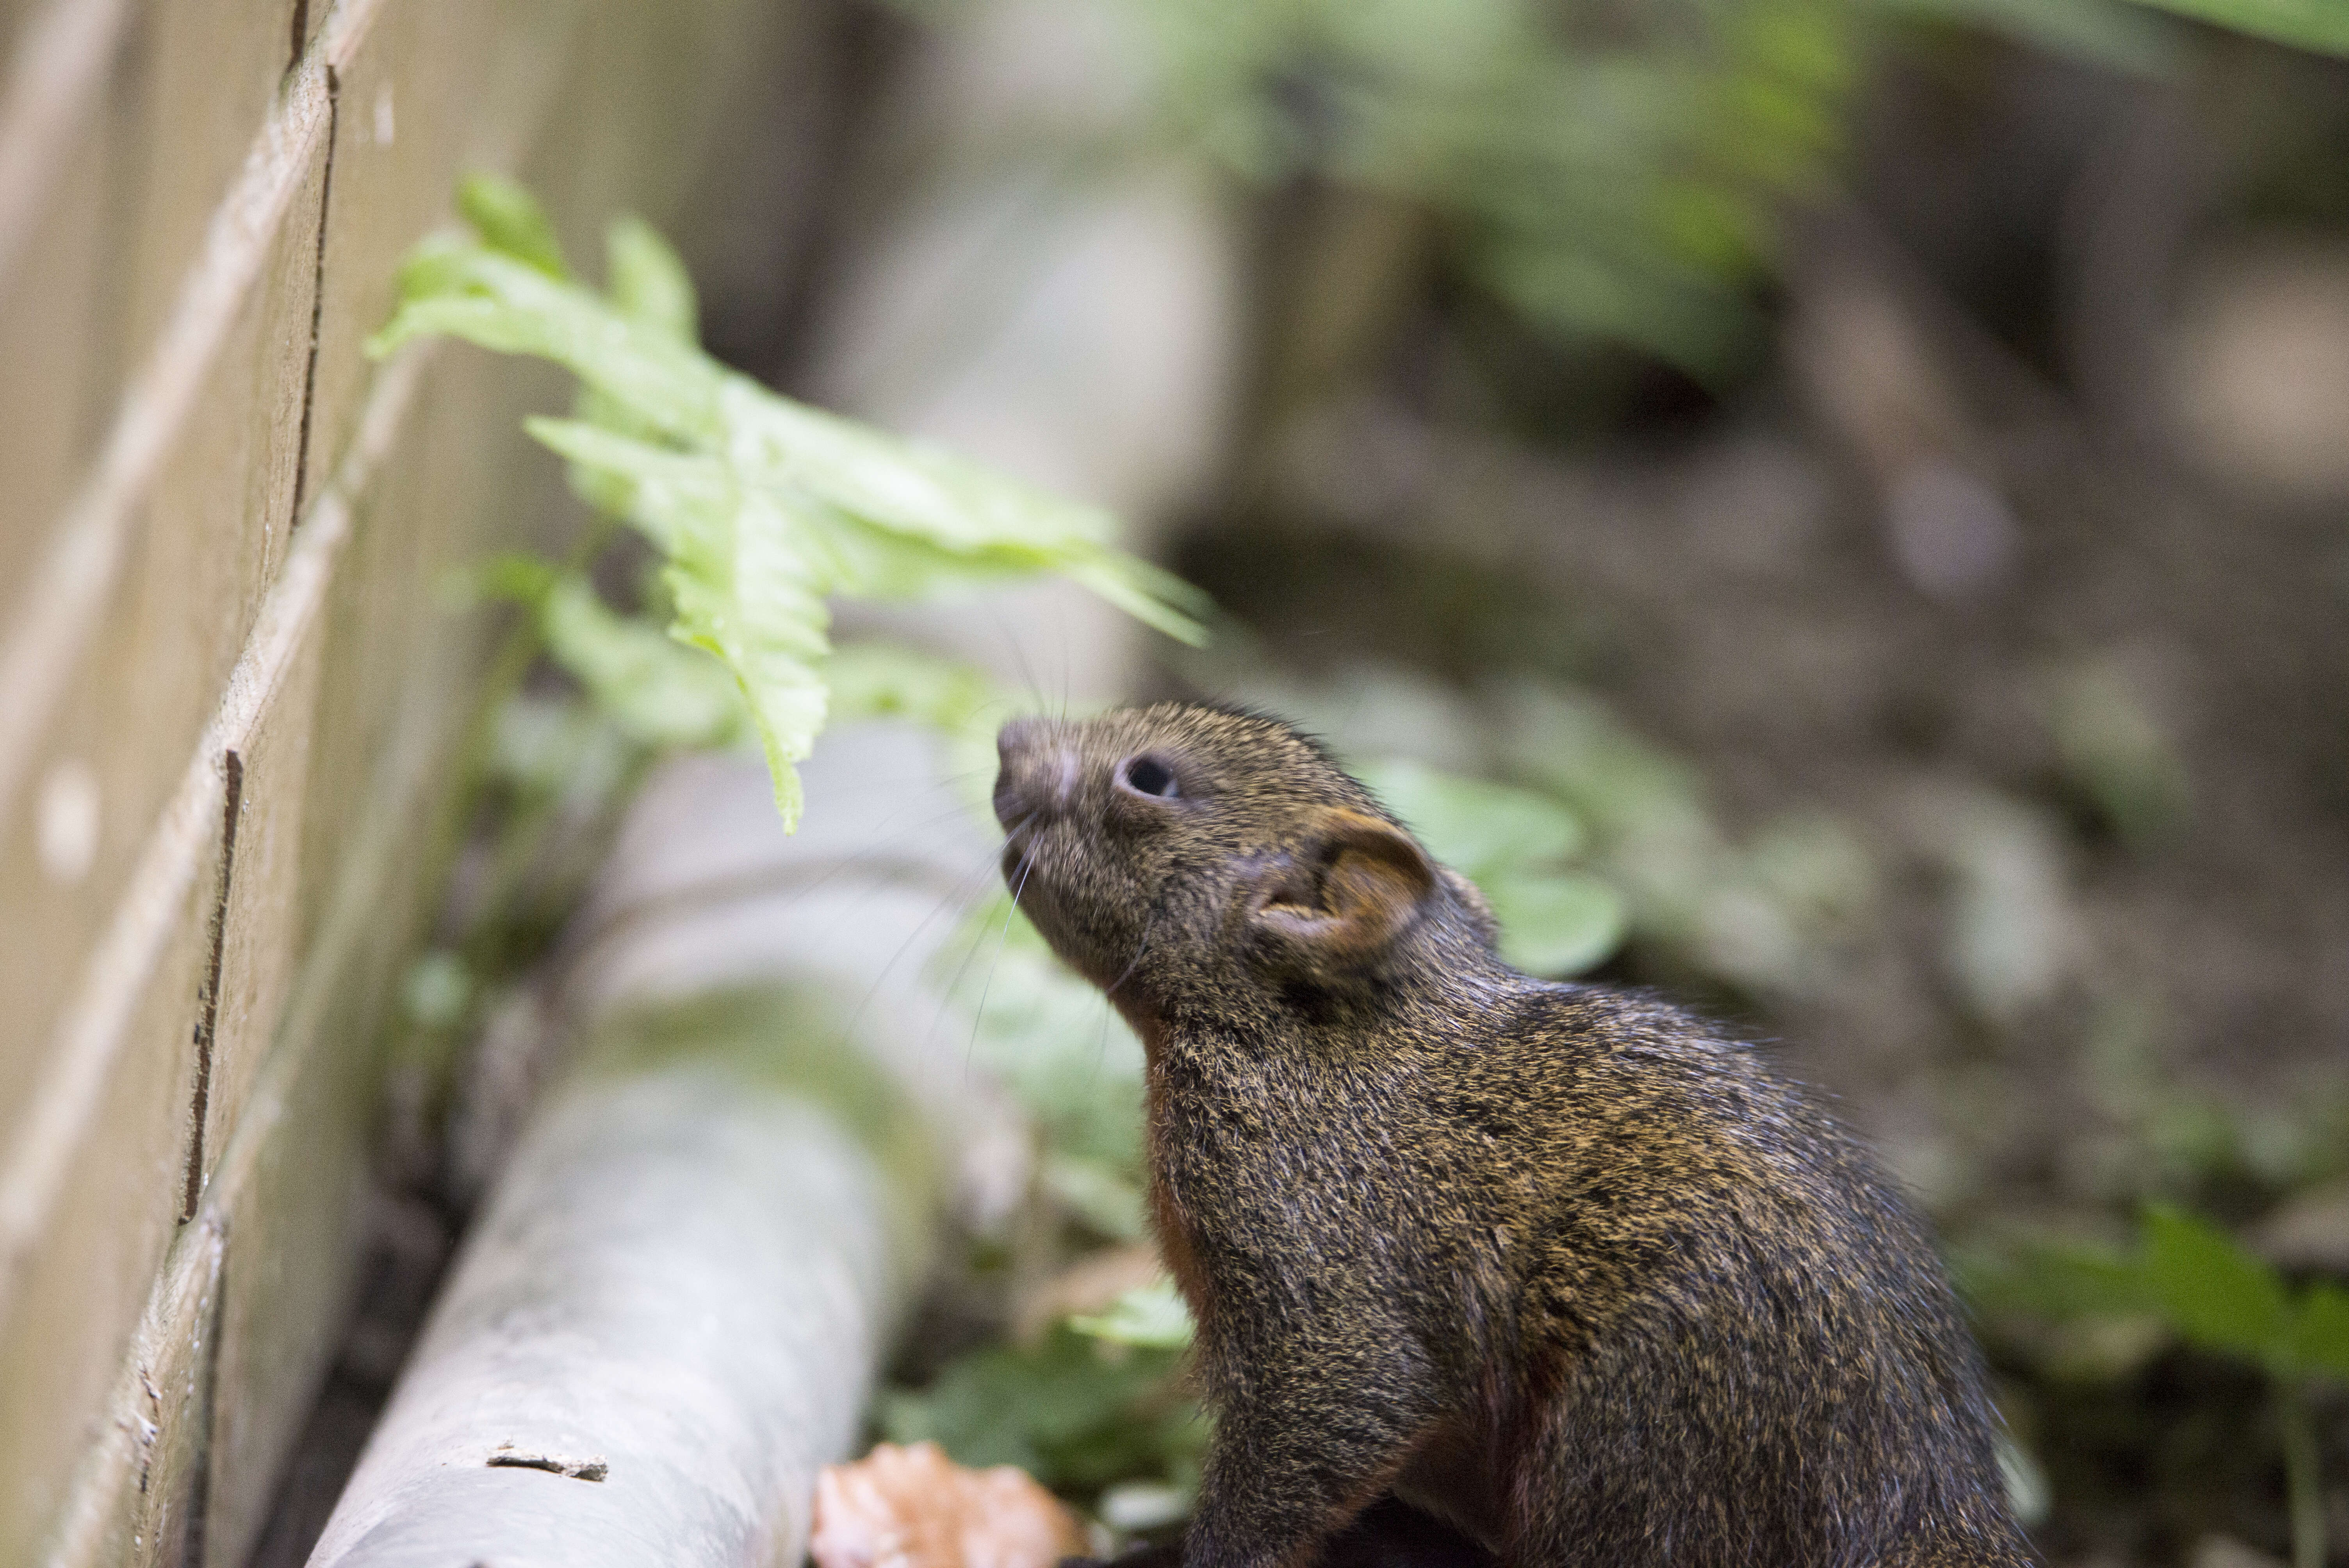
[994,702,2035,1568]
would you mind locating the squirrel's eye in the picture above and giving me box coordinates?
[1119,754,1180,800]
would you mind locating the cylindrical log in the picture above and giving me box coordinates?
[306,724,1003,1568]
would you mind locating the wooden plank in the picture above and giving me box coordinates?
[298,0,575,496]
[0,304,395,1568]
[0,29,336,843]
[0,132,114,641]
[200,745,433,1568]
[200,333,554,1568]
[194,0,796,1536]
[0,0,137,286]
[0,77,329,1137]
[120,0,306,377]
[39,1218,227,1568]
[187,609,325,1215]
[18,342,433,1568]
[0,823,213,1568]
[202,341,559,1568]
[0,0,140,600]
[8,0,798,1557]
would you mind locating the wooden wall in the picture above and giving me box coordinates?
[0,1,783,1560]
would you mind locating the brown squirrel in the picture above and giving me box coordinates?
[993,703,2036,1568]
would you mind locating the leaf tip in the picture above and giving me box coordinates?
[457,171,569,278]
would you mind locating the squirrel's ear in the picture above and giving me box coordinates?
[1251,809,1437,968]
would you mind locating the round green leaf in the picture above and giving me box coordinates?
[1355,757,1585,881]
[2142,1203,2292,1365]
[1483,871,1626,976]
[1069,1280,1195,1351]
[2288,1281,2349,1382]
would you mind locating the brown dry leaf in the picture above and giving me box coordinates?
[811,1440,1089,1568]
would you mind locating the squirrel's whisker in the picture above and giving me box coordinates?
[959,851,1039,1076]
[1101,907,1157,1001]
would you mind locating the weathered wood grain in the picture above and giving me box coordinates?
[188,605,324,1215]
[0,107,331,1164]
[0,0,792,1557]
[40,1216,227,1568]
[299,0,576,486]
[0,331,408,1568]
[0,819,212,1568]
[120,0,307,373]
[0,0,138,603]
[201,346,459,1568]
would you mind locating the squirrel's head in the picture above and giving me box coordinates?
[993,702,1499,1027]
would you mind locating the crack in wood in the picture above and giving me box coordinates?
[288,65,335,526]
[486,1443,609,1483]
[180,748,242,1222]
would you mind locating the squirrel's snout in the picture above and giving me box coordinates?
[993,717,1078,830]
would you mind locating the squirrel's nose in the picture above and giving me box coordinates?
[994,717,1077,829]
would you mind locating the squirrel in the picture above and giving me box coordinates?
[992,702,2037,1568]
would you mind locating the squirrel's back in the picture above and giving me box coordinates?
[1483,985,2028,1566]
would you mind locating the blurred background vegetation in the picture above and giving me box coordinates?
[395,0,2349,1563]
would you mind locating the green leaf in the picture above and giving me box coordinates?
[606,216,697,342]
[1354,756,1586,880]
[1960,1240,2159,1321]
[880,1327,1198,1493]
[2046,659,2192,847]
[370,189,1208,829]
[481,559,749,752]
[2289,1281,2349,1382]
[1483,871,1627,977]
[2116,0,2349,55]
[371,245,720,438]
[543,578,750,752]
[1070,1279,1196,1350]
[574,217,699,513]
[2141,1203,2293,1365]
[823,643,1000,733]
[1884,0,2180,75]
[1139,0,1859,371]
[456,172,567,276]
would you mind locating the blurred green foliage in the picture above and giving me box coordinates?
[873,893,1199,1516]
[480,554,751,753]
[1071,1279,1198,1349]
[1974,1206,2349,1381]
[370,176,1204,828]
[1130,0,1854,376]
[880,1326,1207,1494]
[2044,658,2194,850]
[1354,756,1626,975]
[888,0,2312,376]
[1888,0,2180,73]
[1972,1206,2349,1568]
[1217,664,1877,997]
[2118,0,2349,55]
[954,903,1149,1180]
